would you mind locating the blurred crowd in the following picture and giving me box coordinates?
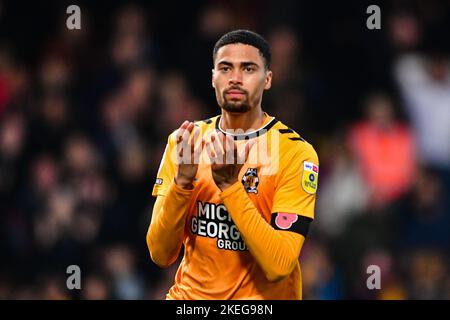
[0,1,449,299]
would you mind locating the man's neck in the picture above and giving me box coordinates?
[220,108,266,132]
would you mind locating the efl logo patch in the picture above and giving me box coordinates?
[301,161,318,194]
[241,168,259,194]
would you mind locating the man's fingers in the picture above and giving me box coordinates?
[176,121,193,141]
[244,139,256,161]
[211,133,224,163]
[186,122,195,134]
[224,133,235,164]
[205,141,216,163]
[176,121,189,151]
[181,124,192,144]
[235,139,255,164]
[179,122,193,153]
[176,130,184,158]
[191,127,202,163]
[176,126,255,166]
[190,127,197,153]
[176,120,189,141]
[179,120,189,130]
[176,121,196,162]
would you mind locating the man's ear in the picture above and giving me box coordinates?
[211,69,215,88]
[264,70,273,90]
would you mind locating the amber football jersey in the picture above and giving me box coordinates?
[152,114,319,300]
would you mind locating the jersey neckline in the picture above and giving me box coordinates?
[215,113,278,140]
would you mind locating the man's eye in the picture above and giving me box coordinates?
[220,67,230,71]
[244,67,255,72]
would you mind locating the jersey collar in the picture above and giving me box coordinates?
[215,113,277,140]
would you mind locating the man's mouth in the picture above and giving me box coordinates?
[225,90,246,97]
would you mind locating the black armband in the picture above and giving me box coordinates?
[270,213,313,237]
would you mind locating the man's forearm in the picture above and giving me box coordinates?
[220,182,304,282]
[147,180,193,267]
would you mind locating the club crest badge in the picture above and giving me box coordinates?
[301,161,318,194]
[241,168,259,194]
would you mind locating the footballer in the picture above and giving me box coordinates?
[147,29,319,300]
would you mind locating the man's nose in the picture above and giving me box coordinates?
[228,70,243,85]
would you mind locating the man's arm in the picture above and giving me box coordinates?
[206,131,318,282]
[206,133,319,281]
[147,181,193,267]
[146,121,201,267]
[220,183,306,282]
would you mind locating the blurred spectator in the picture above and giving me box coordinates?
[316,134,369,237]
[38,52,72,97]
[0,47,30,117]
[405,249,448,299]
[0,111,26,159]
[347,93,417,208]
[395,167,450,251]
[82,273,111,300]
[301,240,344,300]
[146,261,180,300]
[38,274,70,300]
[156,71,205,135]
[103,245,145,299]
[175,3,237,108]
[111,5,153,69]
[266,26,308,129]
[388,12,422,52]
[0,49,13,116]
[394,53,450,172]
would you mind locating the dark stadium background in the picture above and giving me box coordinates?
[0,0,449,299]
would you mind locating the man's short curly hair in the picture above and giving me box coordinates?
[212,29,271,69]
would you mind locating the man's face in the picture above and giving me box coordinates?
[212,43,272,113]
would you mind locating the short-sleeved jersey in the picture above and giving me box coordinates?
[152,113,319,300]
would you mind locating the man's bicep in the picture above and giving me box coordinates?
[272,146,319,221]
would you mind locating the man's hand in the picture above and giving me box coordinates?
[205,131,253,191]
[174,121,201,190]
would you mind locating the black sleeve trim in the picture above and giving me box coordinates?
[289,137,305,142]
[270,213,312,237]
[278,128,294,134]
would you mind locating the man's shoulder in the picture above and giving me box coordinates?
[194,115,220,130]
[271,120,317,160]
